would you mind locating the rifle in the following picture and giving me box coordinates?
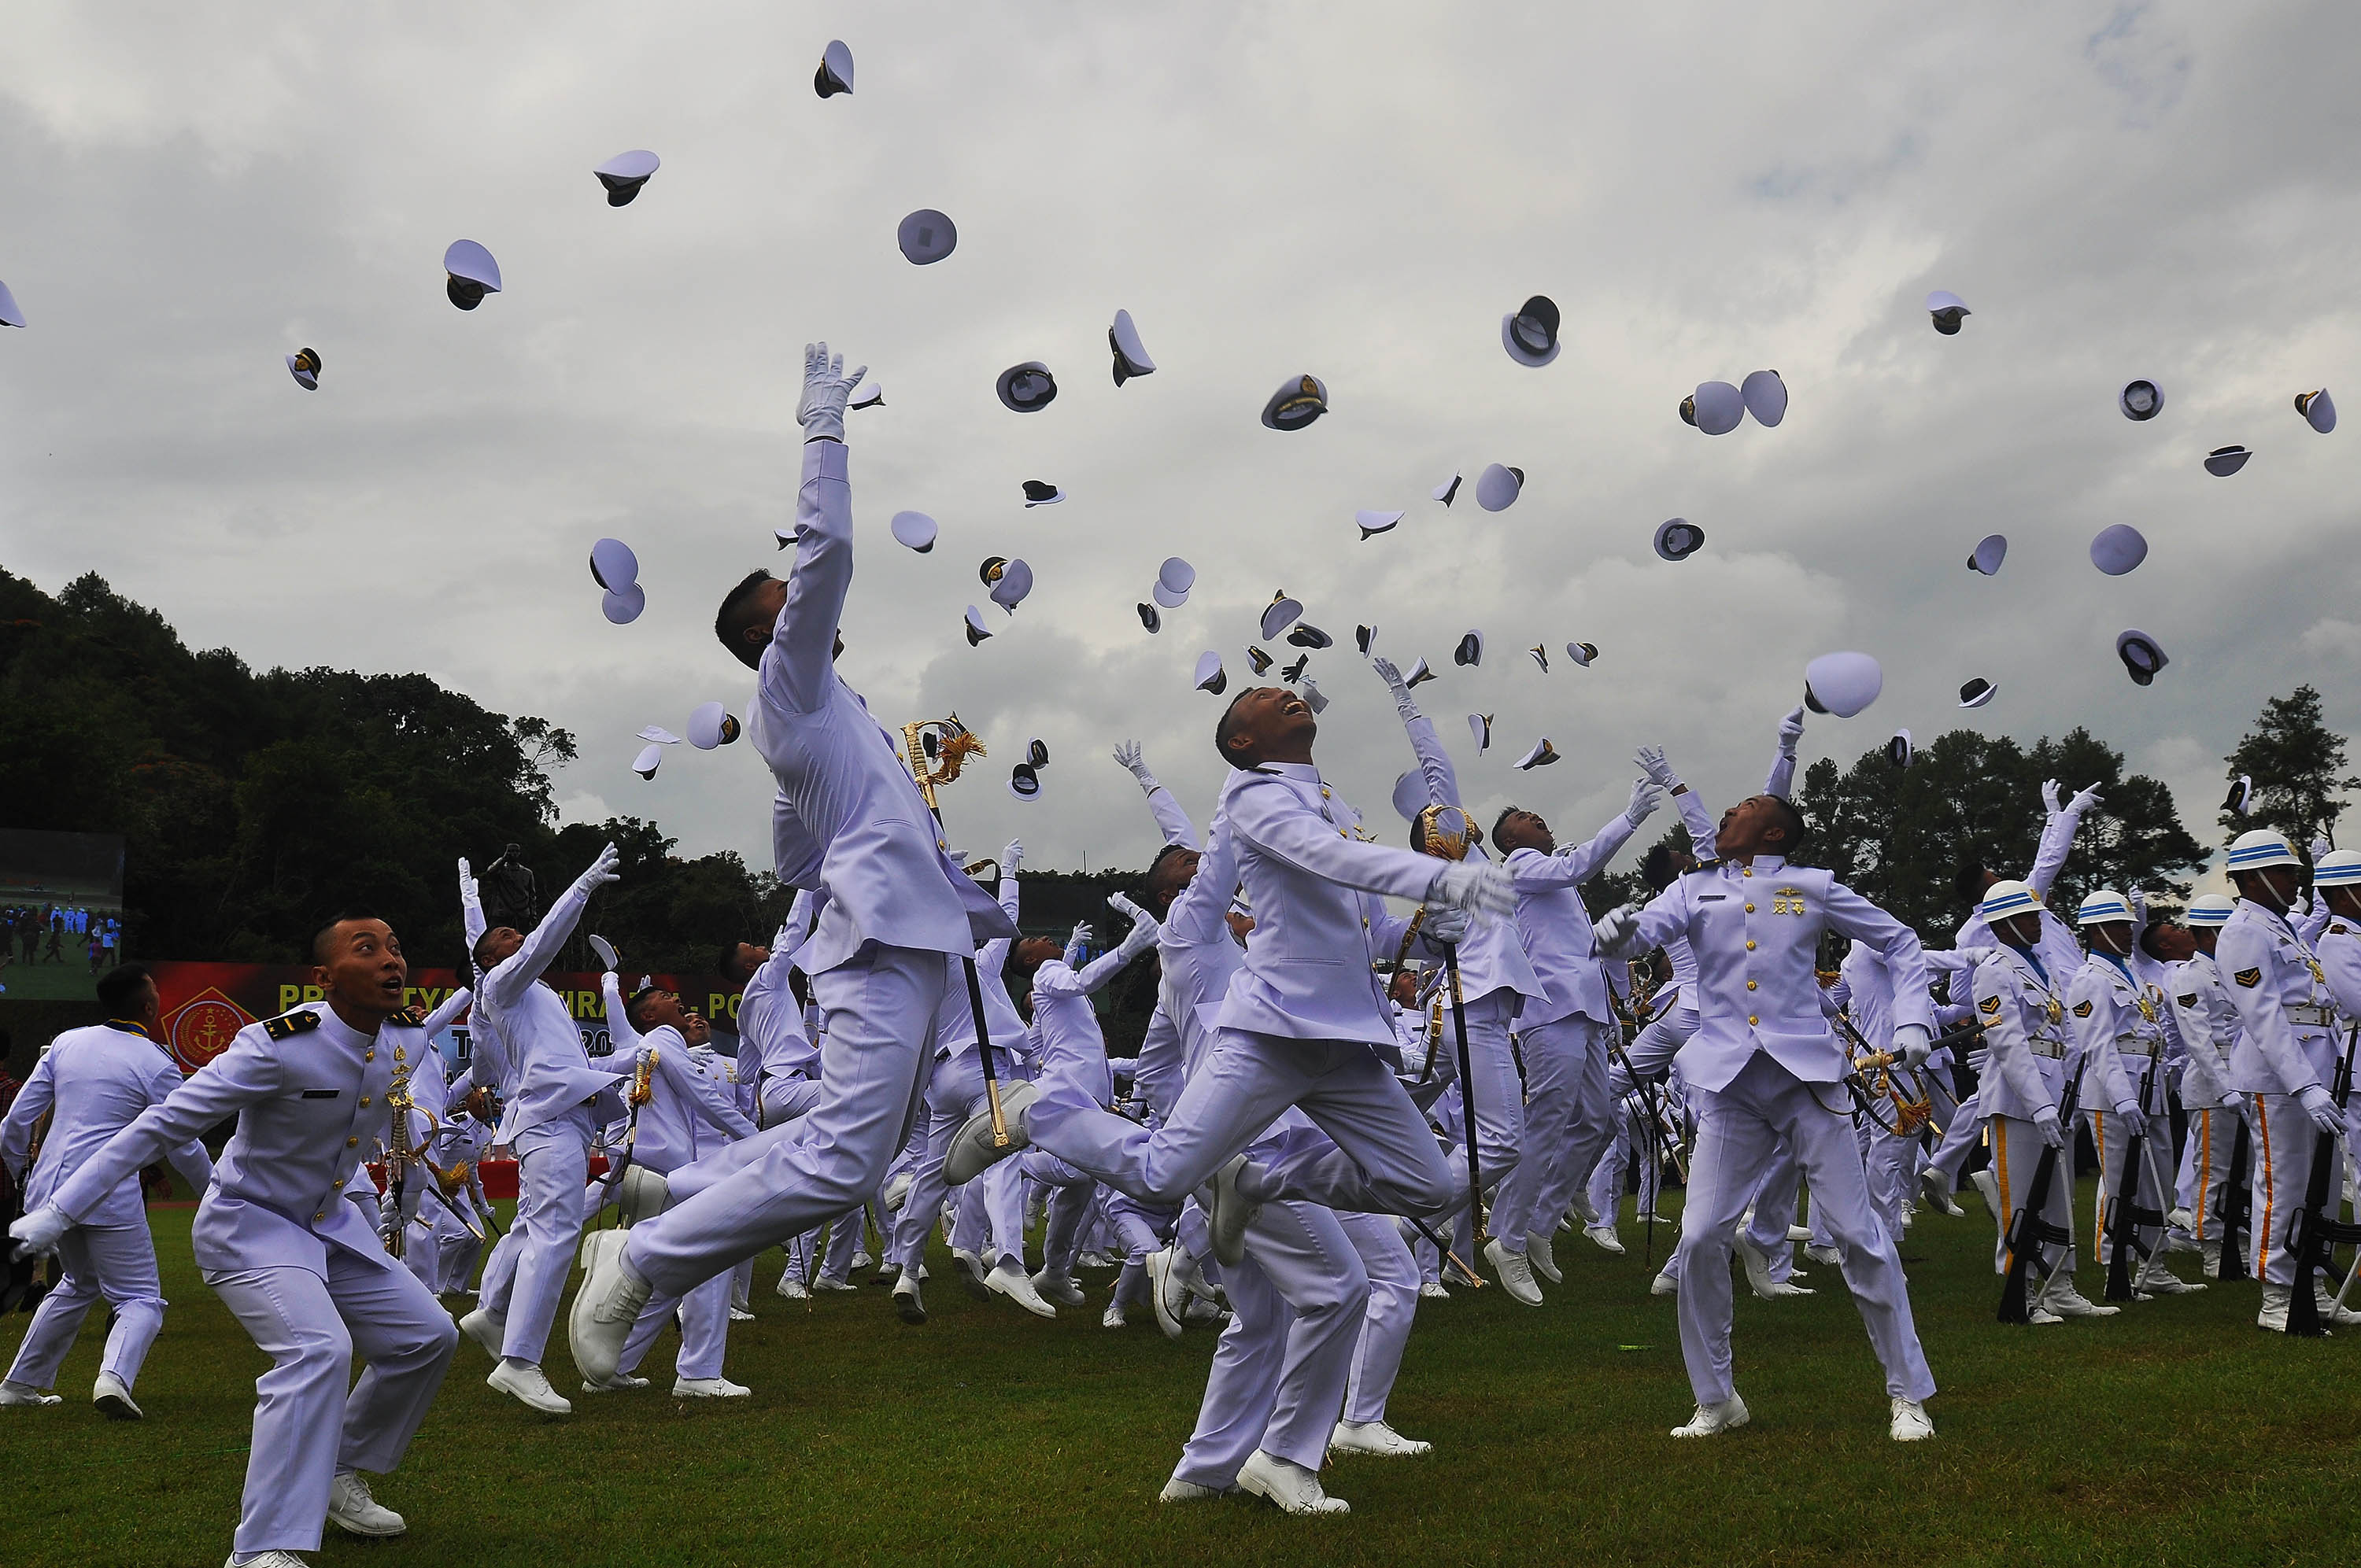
[2283,1022,2361,1337]
[1998,1074,2082,1324]
[2102,1044,2167,1303]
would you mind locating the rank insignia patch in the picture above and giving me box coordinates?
[2234,967,2263,988]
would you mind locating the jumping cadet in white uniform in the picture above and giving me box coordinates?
[1596,790,1938,1442]
[2,964,212,1418]
[10,917,460,1568]
[570,344,1017,1388]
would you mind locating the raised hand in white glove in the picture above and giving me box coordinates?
[2067,784,2104,816]
[1111,741,1158,794]
[1634,745,1681,791]
[1592,903,1642,959]
[9,1203,70,1260]
[1001,839,1024,874]
[1369,656,1420,721]
[1425,860,1516,924]
[1068,920,1092,953]
[1626,780,1663,828]
[2298,1083,2344,1136]
[1892,1024,1932,1070]
[2041,779,2061,817]
[1423,906,1471,946]
[2112,1101,2146,1141]
[795,341,867,444]
[578,843,623,893]
[2033,1106,2068,1151]
[1776,704,1806,753]
[1107,891,1151,928]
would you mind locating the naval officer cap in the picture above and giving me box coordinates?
[593,149,660,206]
[601,585,645,625]
[632,743,663,780]
[637,725,681,746]
[1027,738,1051,769]
[1653,518,1705,561]
[1977,879,2041,924]
[996,362,1058,413]
[2115,629,2167,685]
[897,209,956,265]
[2296,389,2337,434]
[815,39,854,97]
[1566,640,1598,667]
[1287,623,1332,650]
[1527,644,1548,673]
[2313,848,2361,888]
[1475,464,1523,512]
[1391,770,1427,822]
[849,373,884,411]
[1925,290,1969,334]
[1957,677,1996,709]
[1194,651,1226,694]
[1968,533,2008,575]
[1355,625,1377,657]
[1886,729,1913,768]
[964,605,992,645]
[1136,602,1162,633]
[1501,294,1561,367]
[1454,630,1483,667]
[1159,558,1195,596]
[1432,473,1461,507]
[1802,651,1883,718]
[2119,378,2163,422]
[1022,480,1063,507]
[1151,579,1189,609]
[1109,310,1155,386]
[287,347,322,390]
[1402,656,1435,688]
[2222,775,2253,816]
[1514,737,1561,770]
[2089,523,2147,576]
[2184,892,2236,928]
[2226,828,2300,873]
[1260,592,1303,642]
[1007,763,1042,801]
[2075,887,2135,927]
[2203,445,2251,477]
[1357,509,1403,540]
[1469,713,1494,753]
[444,240,502,309]
[1262,374,1328,431]
[1247,646,1274,677]
[687,702,741,749]
[1680,381,1744,435]
[589,538,639,592]
[1741,370,1787,427]
[985,557,1033,613]
[890,511,938,552]
[0,281,22,328]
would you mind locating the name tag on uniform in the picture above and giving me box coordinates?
[1698,893,1727,902]
[301,1089,342,1099]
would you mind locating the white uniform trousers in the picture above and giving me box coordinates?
[1488,1013,1607,1245]
[759,1072,825,1128]
[1018,1147,1096,1277]
[1675,1053,1935,1408]
[1026,1029,1457,1219]
[1986,1114,2074,1278]
[4,1222,168,1393]
[2248,1093,2323,1289]
[1336,1210,1418,1425]
[208,1254,457,1556]
[949,1147,1029,1270]
[2088,1108,2171,1271]
[481,1105,592,1365]
[1169,1199,1370,1489]
[2174,1105,2238,1244]
[626,944,942,1298]
[889,1047,1020,1271]
[1925,1083,1984,1184]
[616,1267,731,1381]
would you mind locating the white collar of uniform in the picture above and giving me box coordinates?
[1258,761,1321,784]
[2234,897,2294,937]
[1725,854,1787,876]
[307,1005,375,1050]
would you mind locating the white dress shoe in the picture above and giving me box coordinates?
[892,1274,926,1325]
[457,1307,506,1362]
[2137,1267,2204,1296]
[1762,1279,1816,1298]
[728,1306,756,1322]
[93,1371,143,1420]
[2166,1206,2195,1233]
[1670,1394,1750,1437]
[1526,1230,1562,1283]
[580,1371,650,1393]
[487,1360,573,1415]
[1032,1269,1085,1308]
[1329,1419,1432,1457]
[1919,1166,1965,1217]
[1237,1450,1348,1515]
[1786,1223,1814,1241]
[1207,1154,1260,1269]
[2028,1305,2064,1325]
[1969,1168,2003,1223]
[225,1551,311,1566]
[1735,1234,1783,1300]
[2314,1289,2361,1328]
[2042,1282,2118,1319]
[943,1080,1040,1185]
[1101,1300,1128,1329]
[1804,1242,1843,1267]
[1158,1477,1224,1503]
[776,1269,810,1300]
[1890,1398,1935,1441]
[1568,1192,1602,1226]
[2256,1283,2292,1332]
[1183,1296,1228,1325]
[1583,1223,1626,1256]
[1147,1247,1187,1339]
[1484,1238,1544,1306]
[674,1376,752,1398]
[327,1470,406,1536]
[813,1274,859,1293]
[850,1250,875,1272]
[0,1381,61,1407]
[1418,1281,1451,1300]
[615,1164,671,1227]
[1650,1267,1679,1297]
[1077,1250,1113,1271]
[985,1260,1058,1318]
[881,1172,911,1212]
[567,1229,651,1388]
[951,1248,991,1300]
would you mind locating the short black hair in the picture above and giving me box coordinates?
[1492,807,1522,847]
[471,928,504,970]
[715,569,776,671]
[1952,857,1990,907]
[1641,843,1677,891]
[1144,842,1196,902]
[96,961,155,1016]
[1761,795,1809,854]
[312,912,385,965]
[719,942,758,982]
[2136,920,2175,961]
[1213,689,1258,769]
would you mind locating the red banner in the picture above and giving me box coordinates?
[146,961,745,1075]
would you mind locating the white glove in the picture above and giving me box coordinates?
[1776,704,1805,754]
[576,843,623,895]
[1107,891,1151,927]
[1370,656,1420,722]
[2033,1106,2068,1151]
[2040,778,2061,817]
[2067,784,2104,816]
[1592,903,1642,959]
[795,341,867,443]
[2298,1083,2344,1136]
[1113,903,1161,958]
[1111,741,1158,795]
[1424,906,1471,945]
[458,856,479,907]
[1626,780,1663,828]
[2112,1101,2146,1140]
[1425,861,1516,924]
[1001,839,1024,874]
[2219,1090,2246,1112]
[1892,1024,1931,1070]
[8,1203,70,1260]
[1633,745,1682,791]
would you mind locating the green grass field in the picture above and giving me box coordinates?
[5,1184,2359,1567]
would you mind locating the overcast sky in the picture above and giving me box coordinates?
[4,2,2356,889]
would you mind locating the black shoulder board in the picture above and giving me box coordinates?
[264,1009,323,1041]
[1687,858,1721,876]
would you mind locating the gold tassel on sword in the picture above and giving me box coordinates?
[902,713,1010,1146]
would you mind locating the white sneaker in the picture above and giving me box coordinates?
[457,1307,505,1362]
[487,1360,573,1415]
[776,1267,810,1300]
[1101,1300,1128,1329]
[1237,1450,1348,1515]
[1650,1267,1679,1297]
[1969,1168,2003,1223]
[1330,1418,1432,1457]
[224,1552,312,1566]
[2257,1283,2292,1332]
[1159,1476,1225,1503]
[1671,1394,1750,1437]
[1418,1281,1451,1300]
[0,1381,60,1408]
[93,1371,142,1420]
[1583,1223,1626,1256]
[1147,1247,1187,1339]
[1526,1230,1562,1283]
[943,1080,1040,1185]
[1032,1269,1085,1308]
[728,1306,756,1322]
[1890,1397,1935,1442]
[674,1376,752,1398]
[1804,1242,1844,1267]
[567,1229,651,1388]
[1485,1238,1544,1306]
[580,1371,649,1393]
[951,1248,990,1300]
[892,1273,926,1325]
[327,1470,406,1537]
[813,1274,858,1293]
[1207,1154,1260,1268]
[985,1260,1058,1319]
